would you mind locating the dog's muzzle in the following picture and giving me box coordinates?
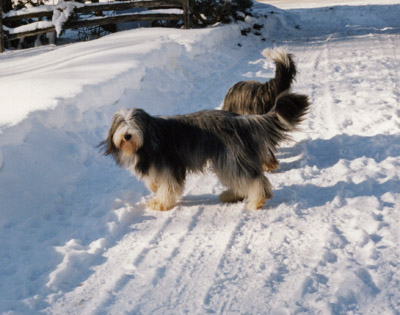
[119,135,137,156]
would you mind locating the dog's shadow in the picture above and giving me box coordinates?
[276,133,400,172]
[179,194,226,208]
[275,142,307,172]
[272,133,400,211]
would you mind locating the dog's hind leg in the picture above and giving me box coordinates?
[215,169,245,204]
[246,176,273,210]
[146,170,184,211]
[219,189,245,203]
[262,154,279,172]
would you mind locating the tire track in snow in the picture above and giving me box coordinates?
[47,203,177,314]
[303,33,400,139]
[103,174,249,314]
[376,34,400,131]
[89,204,203,314]
[200,205,330,314]
[110,207,207,308]
[201,210,258,313]
[308,34,340,138]
[130,207,244,314]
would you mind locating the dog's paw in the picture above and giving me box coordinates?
[246,198,266,210]
[219,189,244,203]
[146,198,175,211]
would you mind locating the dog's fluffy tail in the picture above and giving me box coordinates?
[274,93,310,130]
[262,48,297,95]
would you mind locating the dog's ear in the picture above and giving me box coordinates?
[97,138,114,156]
[131,108,150,125]
[98,112,124,156]
[97,140,106,154]
[134,109,161,152]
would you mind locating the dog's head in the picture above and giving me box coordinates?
[99,108,148,165]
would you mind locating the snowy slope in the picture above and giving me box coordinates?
[1,1,400,314]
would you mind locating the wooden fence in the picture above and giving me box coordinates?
[0,0,193,52]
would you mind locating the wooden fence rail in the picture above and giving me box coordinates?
[0,0,193,52]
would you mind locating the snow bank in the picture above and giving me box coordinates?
[0,24,240,129]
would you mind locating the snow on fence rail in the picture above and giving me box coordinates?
[0,0,193,52]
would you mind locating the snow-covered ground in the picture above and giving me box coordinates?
[1,1,400,314]
[264,0,399,9]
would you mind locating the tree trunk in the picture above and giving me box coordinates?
[1,0,12,13]
[0,1,4,53]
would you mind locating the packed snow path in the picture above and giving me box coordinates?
[0,1,399,314]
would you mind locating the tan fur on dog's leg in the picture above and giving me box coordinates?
[144,167,160,193]
[146,170,184,211]
[246,176,273,210]
[147,198,175,211]
[247,198,267,210]
[263,156,279,172]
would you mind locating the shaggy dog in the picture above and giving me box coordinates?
[222,48,297,115]
[100,93,309,211]
[222,48,297,171]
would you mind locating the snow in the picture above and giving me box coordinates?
[136,8,183,15]
[2,20,53,34]
[3,5,54,18]
[263,0,400,9]
[52,1,84,36]
[1,1,400,314]
[79,9,184,22]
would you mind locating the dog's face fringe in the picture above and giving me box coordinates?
[99,108,146,167]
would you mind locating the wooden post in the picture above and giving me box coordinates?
[182,0,192,29]
[0,1,4,53]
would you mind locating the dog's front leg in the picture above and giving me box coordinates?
[144,177,159,193]
[143,166,160,193]
[146,171,184,211]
